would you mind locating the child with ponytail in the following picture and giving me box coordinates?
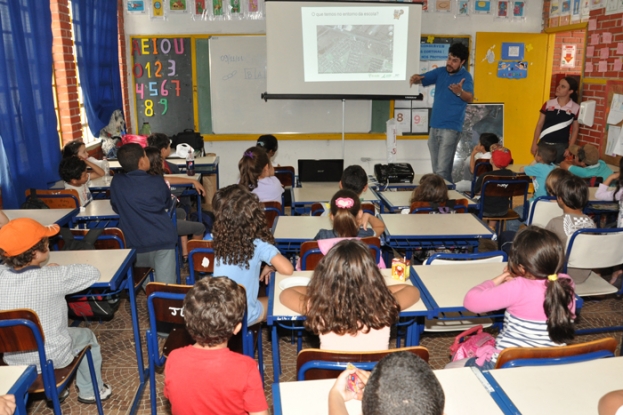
[461,226,576,369]
[238,146,283,203]
[314,189,385,240]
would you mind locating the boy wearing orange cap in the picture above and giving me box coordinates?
[0,218,111,404]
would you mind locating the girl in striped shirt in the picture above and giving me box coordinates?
[462,226,576,369]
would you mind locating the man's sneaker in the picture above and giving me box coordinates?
[77,384,112,404]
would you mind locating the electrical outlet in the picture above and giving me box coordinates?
[361,157,371,162]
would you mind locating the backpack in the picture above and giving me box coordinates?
[172,129,205,157]
[59,227,104,250]
[450,325,497,363]
[20,189,49,209]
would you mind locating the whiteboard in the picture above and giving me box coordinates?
[208,36,372,134]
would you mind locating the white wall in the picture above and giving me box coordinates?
[124,3,544,185]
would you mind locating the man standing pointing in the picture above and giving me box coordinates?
[410,43,474,183]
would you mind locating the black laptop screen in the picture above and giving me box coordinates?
[298,159,344,183]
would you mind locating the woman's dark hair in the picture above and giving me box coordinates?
[557,174,588,210]
[329,189,361,237]
[479,133,500,152]
[508,226,574,344]
[304,239,399,336]
[613,157,623,203]
[145,146,164,176]
[62,140,85,158]
[563,76,579,103]
[238,146,270,190]
[211,184,274,269]
[410,174,448,204]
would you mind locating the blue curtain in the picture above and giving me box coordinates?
[72,0,122,137]
[0,0,61,209]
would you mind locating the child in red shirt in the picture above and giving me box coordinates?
[164,277,268,415]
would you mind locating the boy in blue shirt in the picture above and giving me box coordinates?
[110,143,177,283]
[561,144,613,181]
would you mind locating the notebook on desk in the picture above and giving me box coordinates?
[298,159,344,183]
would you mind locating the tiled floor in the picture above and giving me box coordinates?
[22,288,623,414]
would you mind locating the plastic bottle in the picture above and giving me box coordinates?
[186,149,195,176]
[102,158,110,183]
[139,122,151,136]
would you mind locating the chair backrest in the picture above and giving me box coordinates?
[584,176,603,187]
[274,166,295,187]
[261,201,282,228]
[479,175,531,219]
[361,202,376,216]
[471,161,493,197]
[300,237,381,270]
[57,227,126,250]
[410,199,469,214]
[310,202,325,217]
[296,346,430,381]
[564,228,623,271]
[24,189,80,209]
[494,337,618,369]
[187,240,214,285]
[527,196,563,227]
[425,250,507,265]
[0,309,44,354]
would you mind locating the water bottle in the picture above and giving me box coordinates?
[186,150,195,176]
[102,158,110,183]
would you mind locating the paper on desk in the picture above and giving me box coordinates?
[606,125,621,156]
[607,94,623,125]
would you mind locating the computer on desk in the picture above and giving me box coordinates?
[298,159,344,183]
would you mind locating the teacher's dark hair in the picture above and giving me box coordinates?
[449,43,469,64]
[564,76,579,103]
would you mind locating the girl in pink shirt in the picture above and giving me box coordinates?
[461,226,576,369]
[280,239,419,351]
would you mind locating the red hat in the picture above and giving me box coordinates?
[0,218,59,256]
[491,147,512,168]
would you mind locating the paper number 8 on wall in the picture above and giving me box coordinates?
[143,99,168,117]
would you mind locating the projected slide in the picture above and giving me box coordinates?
[302,7,409,82]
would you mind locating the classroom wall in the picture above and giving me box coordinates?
[122,2,544,186]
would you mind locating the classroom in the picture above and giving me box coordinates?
[1,0,623,414]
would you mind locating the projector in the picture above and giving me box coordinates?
[374,163,415,184]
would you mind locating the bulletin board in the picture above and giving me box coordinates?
[602,79,623,166]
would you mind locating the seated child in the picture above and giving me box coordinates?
[561,144,613,181]
[111,143,178,283]
[545,174,596,284]
[403,173,461,214]
[256,134,278,161]
[147,133,180,174]
[315,189,384,240]
[59,156,95,206]
[164,277,268,415]
[329,352,444,415]
[0,218,111,404]
[454,132,500,192]
[239,146,283,203]
[62,140,107,171]
[474,147,515,217]
[340,165,368,195]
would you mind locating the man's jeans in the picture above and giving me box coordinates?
[428,128,461,183]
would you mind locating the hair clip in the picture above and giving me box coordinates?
[244,151,254,159]
[547,274,558,281]
[335,197,354,209]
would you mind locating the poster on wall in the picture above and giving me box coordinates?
[561,44,576,67]
[452,104,504,183]
[126,0,147,13]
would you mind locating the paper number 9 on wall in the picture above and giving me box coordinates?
[142,99,168,117]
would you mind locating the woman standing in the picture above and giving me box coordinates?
[531,77,580,164]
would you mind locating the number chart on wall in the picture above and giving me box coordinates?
[131,37,193,137]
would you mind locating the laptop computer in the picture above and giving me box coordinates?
[298,159,344,183]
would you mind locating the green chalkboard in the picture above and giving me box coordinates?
[196,38,212,134]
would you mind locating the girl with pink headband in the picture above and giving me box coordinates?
[314,189,384,240]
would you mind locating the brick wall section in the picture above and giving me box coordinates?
[50,0,83,145]
[550,30,584,97]
[117,0,132,133]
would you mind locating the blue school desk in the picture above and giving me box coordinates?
[380,213,494,259]
[376,189,478,213]
[4,208,77,227]
[267,270,429,383]
[290,182,381,215]
[71,199,119,228]
[0,366,37,415]
[271,216,333,254]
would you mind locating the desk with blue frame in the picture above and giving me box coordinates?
[0,366,37,415]
[5,209,77,227]
[377,189,478,213]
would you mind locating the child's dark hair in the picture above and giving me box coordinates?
[508,226,575,344]
[612,157,623,202]
[449,42,469,63]
[147,133,171,151]
[59,156,87,183]
[239,146,270,191]
[145,146,164,176]
[62,140,85,158]
[410,174,448,204]
[479,133,500,152]
[362,353,444,415]
[545,168,573,197]
[341,165,368,195]
[557,174,589,210]
[304,239,399,336]
[537,142,557,165]
[117,143,145,172]
[183,277,246,347]
[0,238,48,268]
[329,189,362,238]
[564,76,579,103]
[212,184,275,268]
[256,134,278,154]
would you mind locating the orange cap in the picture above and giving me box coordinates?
[0,218,59,256]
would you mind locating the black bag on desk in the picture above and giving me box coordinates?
[172,129,205,157]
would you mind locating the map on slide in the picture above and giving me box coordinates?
[316,25,393,74]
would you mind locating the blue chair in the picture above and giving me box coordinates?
[0,309,104,415]
[296,346,429,381]
[410,199,469,214]
[300,237,381,270]
[187,241,214,285]
[471,160,492,198]
[527,195,562,227]
[166,196,182,284]
[476,175,531,234]
[494,337,617,368]
[262,201,283,227]
[145,282,264,415]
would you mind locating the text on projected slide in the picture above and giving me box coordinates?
[301,6,409,83]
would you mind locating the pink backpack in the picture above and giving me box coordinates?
[449,325,497,362]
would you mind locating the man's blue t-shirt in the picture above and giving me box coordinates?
[422,66,474,132]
